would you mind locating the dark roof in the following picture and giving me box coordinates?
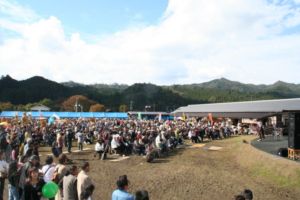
[128,111,169,115]
[173,98,300,118]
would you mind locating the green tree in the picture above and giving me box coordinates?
[24,103,36,111]
[39,98,54,109]
[119,104,128,112]
[14,104,26,111]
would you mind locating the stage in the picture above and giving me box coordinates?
[251,135,290,157]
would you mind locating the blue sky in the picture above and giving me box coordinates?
[15,0,168,37]
[1,0,300,85]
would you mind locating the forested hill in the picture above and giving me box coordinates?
[166,78,300,103]
[0,75,74,104]
[0,75,198,111]
[0,75,300,112]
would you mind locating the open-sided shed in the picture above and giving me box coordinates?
[172,98,300,119]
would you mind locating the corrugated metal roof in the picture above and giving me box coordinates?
[172,98,300,118]
[128,111,169,115]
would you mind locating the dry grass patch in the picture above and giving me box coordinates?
[233,136,300,188]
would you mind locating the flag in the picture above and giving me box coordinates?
[208,113,213,123]
[158,113,162,122]
[182,113,186,121]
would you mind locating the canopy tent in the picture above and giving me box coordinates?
[0,111,128,119]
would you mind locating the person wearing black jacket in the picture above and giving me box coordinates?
[19,155,40,199]
[66,129,73,153]
[8,161,20,200]
[0,151,8,200]
[24,167,45,200]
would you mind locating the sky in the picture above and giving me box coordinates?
[0,0,300,85]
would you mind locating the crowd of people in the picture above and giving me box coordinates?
[0,114,257,200]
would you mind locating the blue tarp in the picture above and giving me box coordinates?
[0,111,128,119]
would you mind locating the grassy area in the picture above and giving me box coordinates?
[39,136,300,190]
[251,165,300,188]
[231,136,300,189]
[4,135,300,199]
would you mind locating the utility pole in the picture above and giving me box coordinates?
[130,100,133,111]
[75,98,78,112]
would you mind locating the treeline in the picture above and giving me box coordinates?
[0,75,198,112]
[1,75,300,112]
[166,78,300,103]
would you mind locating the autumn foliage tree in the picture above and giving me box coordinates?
[0,102,13,111]
[62,95,96,112]
[89,103,105,112]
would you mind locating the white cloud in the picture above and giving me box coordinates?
[0,0,38,22]
[0,0,300,85]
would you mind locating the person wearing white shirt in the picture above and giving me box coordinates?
[76,131,84,151]
[94,139,105,160]
[42,156,56,183]
[0,151,9,200]
[111,134,120,153]
[155,134,162,149]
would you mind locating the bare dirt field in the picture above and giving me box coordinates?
[4,136,300,200]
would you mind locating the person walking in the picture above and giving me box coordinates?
[54,154,68,200]
[56,131,64,155]
[63,165,79,200]
[41,156,56,183]
[76,130,84,151]
[0,151,8,200]
[77,162,93,200]
[19,155,40,199]
[66,129,73,153]
[24,167,45,200]
[7,161,20,200]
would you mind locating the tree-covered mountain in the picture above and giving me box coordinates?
[119,83,200,111]
[0,75,198,111]
[166,78,300,103]
[1,75,300,111]
[0,75,74,104]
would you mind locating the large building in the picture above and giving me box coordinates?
[31,105,50,112]
[172,98,300,119]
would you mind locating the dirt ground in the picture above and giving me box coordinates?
[3,136,300,200]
